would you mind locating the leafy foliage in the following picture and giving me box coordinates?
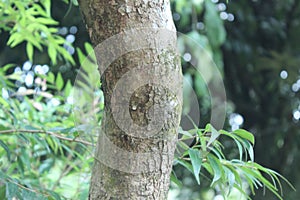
[0,0,74,65]
[0,43,101,199]
[173,124,295,200]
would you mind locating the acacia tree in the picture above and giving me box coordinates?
[78,0,182,199]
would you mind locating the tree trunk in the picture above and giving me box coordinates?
[78,0,182,199]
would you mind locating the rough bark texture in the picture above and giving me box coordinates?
[78,0,182,199]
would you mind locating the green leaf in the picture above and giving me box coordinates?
[244,140,254,161]
[177,141,190,152]
[178,126,193,137]
[219,130,244,160]
[72,0,79,6]
[170,172,183,188]
[209,146,224,160]
[176,159,193,174]
[6,182,20,200]
[6,71,22,81]
[188,148,202,184]
[252,162,296,192]
[26,43,34,61]
[207,154,222,186]
[193,0,204,5]
[20,147,30,170]
[46,72,55,84]
[76,47,85,65]
[35,17,58,25]
[39,158,54,174]
[207,124,220,147]
[84,42,95,60]
[194,73,208,97]
[7,33,24,47]
[24,125,39,131]
[56,46,75,65]
[3,64,16,71]
[223,166,235,189]
[0,185,6,200]
[17,157,25,175]
[0,170,8,179]
[48,44,57,65]
[55,72,64,91]
[64,80,72,97]
[226,164,242,188]
[0,140,10,161]
[0,97,9,107]
[233,129,255,145]
[39,0,51,16]
[22,189,39,200]
[232,183,251,200]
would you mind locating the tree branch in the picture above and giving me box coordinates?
[6,178,50,197]
[0,129,94,146]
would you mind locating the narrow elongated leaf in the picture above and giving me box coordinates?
[26,43,34,61]
[0,140,10,161]
[35,17,58,25]
[6,182,20,200]
[42,0,51,16]
[232,183,251,200]
[7,33,24,46]
[207,154,222,186]
[64,80,73,97]
[235,138,244,161]
[84,42,96,62]
[48,44,57,65]
[245,167,282,199]
[177,141,190,152]
[22,189,38,200]
[233,129,255,145]
[226,164,242,188]
[252,163,296,192]
[178,126,193,137]
[245,141,254,161]
[188,148,202,184]
[3,64,16,71]
[0,97,9,107]
[219,130,245,160]
[207,124,220,147]
[223,166,235,190]
[176,159,193,174]
[55,72,64,91]
[170,172,183,188]
[0,185,5,200]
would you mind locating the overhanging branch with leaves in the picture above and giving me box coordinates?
[0,129,93,146]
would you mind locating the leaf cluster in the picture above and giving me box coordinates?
[0,0,74,64]
[0,45,102,199]
[172,124,295,199]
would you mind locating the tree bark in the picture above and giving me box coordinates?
[78,0,182,199]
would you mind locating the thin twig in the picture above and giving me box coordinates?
[6,178,49,197]
[10,89,53,98]
[0,129,94,146]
